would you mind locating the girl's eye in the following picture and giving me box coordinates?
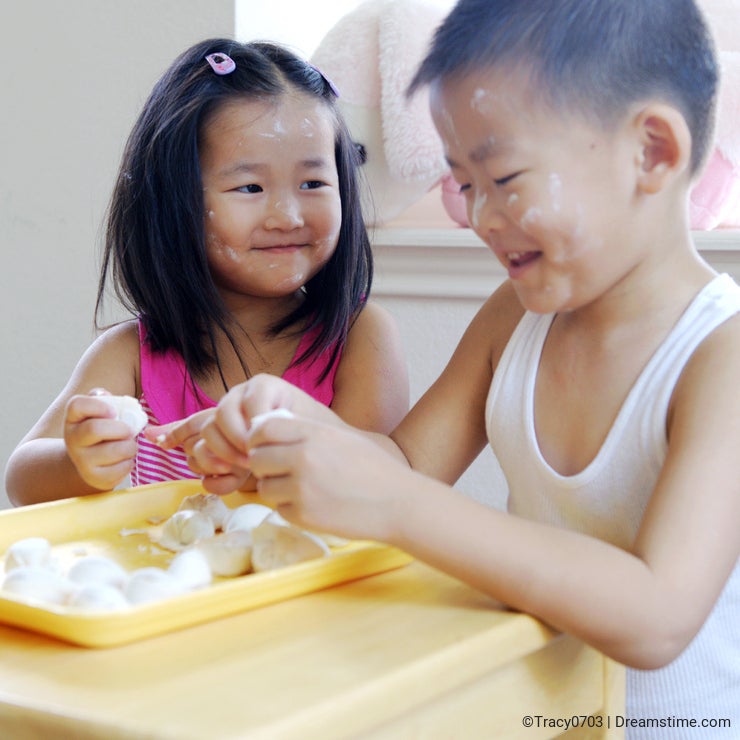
[236,184,263,194]
[300,180,325,190]
[459,183,472,194]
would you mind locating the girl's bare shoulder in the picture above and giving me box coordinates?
[72,319,142,394]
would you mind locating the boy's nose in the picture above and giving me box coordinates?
[469,189,507,234]
[264,196,304,230]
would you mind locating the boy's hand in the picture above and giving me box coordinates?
[63,390,138,491]
[144,409,250,485]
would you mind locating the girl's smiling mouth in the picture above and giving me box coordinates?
[255,244,306,253]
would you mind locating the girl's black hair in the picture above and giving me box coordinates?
[409,0,718,175]
[97,38,371,385]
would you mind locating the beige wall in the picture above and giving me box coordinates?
[0,1,234,508]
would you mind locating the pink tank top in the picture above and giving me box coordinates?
[131,321,341,486]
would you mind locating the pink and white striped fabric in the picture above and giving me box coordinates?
[130,321,341,487]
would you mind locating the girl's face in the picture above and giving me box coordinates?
[200,93,342,304]
[430,67,642,315]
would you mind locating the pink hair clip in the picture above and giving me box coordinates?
[310,64,340,98]
[205,52,236,76]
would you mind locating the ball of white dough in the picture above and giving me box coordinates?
[177,493,230,531]
[159,509,216,551]
[125,567,187,605]
[195,531,253,577]
[168,548,213,590]
[3,537,52,571]
[1,565,74,606]
[250,515,330,572]
[68,555,128,589]
[223,503,272,534]
[100,395,148,435]
[68,583,129,611]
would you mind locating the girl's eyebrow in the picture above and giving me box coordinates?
[217,158,331,178]
[218,161,265,178]
[301,157,332,170]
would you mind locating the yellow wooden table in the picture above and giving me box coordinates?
[0,560,623,740]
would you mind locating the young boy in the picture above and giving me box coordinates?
[165,1,740,733]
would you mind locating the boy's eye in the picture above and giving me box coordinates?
[236,184,263,194]
[494,172,520,187]
[300,180,325,190]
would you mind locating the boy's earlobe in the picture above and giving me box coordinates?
[634,105,692,194]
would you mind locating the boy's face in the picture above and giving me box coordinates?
[430,67,644,314]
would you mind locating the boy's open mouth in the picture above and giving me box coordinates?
[507,251,541,268]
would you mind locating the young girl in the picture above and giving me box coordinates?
[170,1,739,734]
[4,39,408,505]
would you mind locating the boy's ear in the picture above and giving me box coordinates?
[632,104,692,194]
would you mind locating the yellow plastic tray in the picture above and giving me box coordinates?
[0,479,412,648]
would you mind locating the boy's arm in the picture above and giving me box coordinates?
[391,280,523,483]
[4,322,141,504]
[242,313,740,670]
[186,281,523,490]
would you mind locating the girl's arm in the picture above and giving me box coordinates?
[244,312,740,669]
[4,322,141,504]
[329,300,409,433]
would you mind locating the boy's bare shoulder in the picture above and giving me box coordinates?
[670,310,740,426]
[472,280,526,359]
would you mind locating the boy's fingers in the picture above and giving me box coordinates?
[200,414,251,467]
[201,472,251,496]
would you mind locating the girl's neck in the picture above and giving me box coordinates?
[222,290,305,339]
[196,290,307,396]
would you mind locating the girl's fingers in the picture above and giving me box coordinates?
[65,418,136,448]
[65,395,117,425]
[146,409,215,450]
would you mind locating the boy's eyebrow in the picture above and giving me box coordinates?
[446,139,509,168]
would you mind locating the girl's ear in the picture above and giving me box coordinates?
[632,104,692,194]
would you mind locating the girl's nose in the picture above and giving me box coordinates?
[264,196,304,230]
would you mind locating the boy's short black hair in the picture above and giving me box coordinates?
[97,39,370,383]
[409,0,719,174]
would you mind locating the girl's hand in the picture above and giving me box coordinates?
[145,408,214,470]
[63,389,139,491]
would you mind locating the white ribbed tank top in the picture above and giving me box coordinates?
[486,274,740,737]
